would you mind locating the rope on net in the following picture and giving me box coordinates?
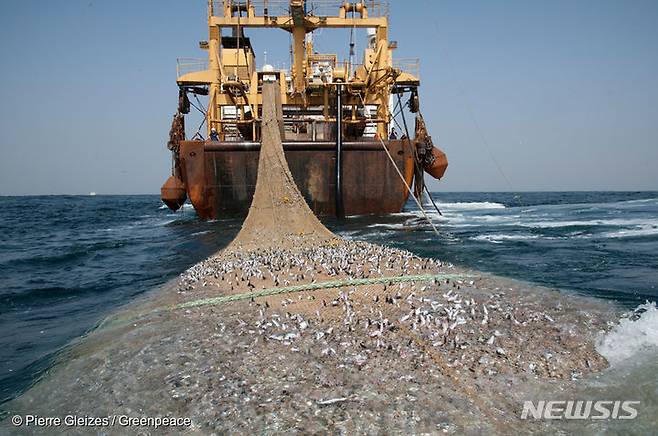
[174,273,475,309]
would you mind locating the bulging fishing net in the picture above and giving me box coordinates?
[227,81,337,251]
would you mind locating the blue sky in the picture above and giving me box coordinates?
[0,0,657,194]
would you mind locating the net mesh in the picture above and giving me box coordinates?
[227,81,337,251]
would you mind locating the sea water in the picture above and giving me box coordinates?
[1,192,657,425]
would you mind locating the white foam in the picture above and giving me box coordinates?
[522,218,658,229]
[596,301,658,366]
[429,210,515,222]
[436,202,506,210]
[367,223,406,230]
[335,230,359,240]
[159,202,194,210]
[620,198,658,205]
[471,233,542,243]
[600,225,658,239]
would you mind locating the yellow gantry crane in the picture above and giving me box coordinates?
[176,0,420,141]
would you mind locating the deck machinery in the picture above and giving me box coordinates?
[161,0,447,219]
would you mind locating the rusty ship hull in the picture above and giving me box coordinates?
[177,139,414,220]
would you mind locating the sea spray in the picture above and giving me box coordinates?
[596,301,658,365]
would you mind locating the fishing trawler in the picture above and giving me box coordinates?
[161,0,447,219]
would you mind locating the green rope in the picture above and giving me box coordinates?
[174,273,474,310]
[94,273,475,330]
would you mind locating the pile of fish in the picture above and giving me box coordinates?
[226,276,608,380]
[177,240,441,293]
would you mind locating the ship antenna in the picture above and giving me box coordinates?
[348,13,355,78]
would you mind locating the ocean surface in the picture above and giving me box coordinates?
[1,191,657,407]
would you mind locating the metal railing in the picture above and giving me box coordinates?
[393,58,420,80]
[176,58,209,77]
[212,1,389,18]
[176,57,418,80]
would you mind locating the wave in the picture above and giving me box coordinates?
[389,211,419,217]
[3,285,90,305]
[367,217,436,230]
[596,302,658,366]
[367,223,406,230]
[4,240,135,268]
[159,202,194,210]
[434,202,506,210]
[335,231,358,240]
[521,218,658,229]
[618,197,658,205]
[600,225,658,239]
[471,234,543,244]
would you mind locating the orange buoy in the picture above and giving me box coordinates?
[423,147,448,180]
[161,176,187,211]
